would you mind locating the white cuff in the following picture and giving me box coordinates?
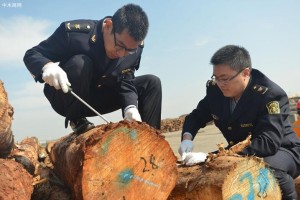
[124,105,136,113]
[183,132,193,139]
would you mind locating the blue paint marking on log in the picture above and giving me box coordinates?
[101,127,138,154]
[118,169,134,184]
[239,172,254,200]
[227,167,276,200]
[256,168,270,197]
[129,129,137,140]
[228,194,243,200]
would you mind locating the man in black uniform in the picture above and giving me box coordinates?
[178,45,300,199]
[23,4,162,134]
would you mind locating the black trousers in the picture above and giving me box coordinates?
[264,149,300,200]
[44,55,162,129]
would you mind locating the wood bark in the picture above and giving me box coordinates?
[31,163,71,200]
[49,120,178,200]
[10,137,40,175]
[0,159,33,199]
[0,80,14,158]
[168,155,281,200]
[9,137,72,200]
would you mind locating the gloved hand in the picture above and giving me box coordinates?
[183,152,207,166]
[178,139,193,159]
[42,62,71,93]
[124,105,142,122]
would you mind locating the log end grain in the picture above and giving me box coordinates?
[50,120,178,200]
[222,156,281,200]
[169,156,281,200]
[0,159,33,200]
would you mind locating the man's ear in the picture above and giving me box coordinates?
[243,67,251,77]
[103,18,113,30]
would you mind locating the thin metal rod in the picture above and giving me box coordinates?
[70,90,110,124]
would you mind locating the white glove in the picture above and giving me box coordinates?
[183,152,207,166]
[124,105,142,122]
[178,140,193,159]
[42,62,71,93]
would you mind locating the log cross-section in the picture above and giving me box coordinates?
[169,156,281,200]
[50,121,178,200]
[0,159,33,199]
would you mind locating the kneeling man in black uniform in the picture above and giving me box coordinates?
[23,4,161,134]
[179,45,300,200]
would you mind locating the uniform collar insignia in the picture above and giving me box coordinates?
[91,35,96,43]
[66,22,71,30]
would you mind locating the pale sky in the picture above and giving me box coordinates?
[1,0,300,142]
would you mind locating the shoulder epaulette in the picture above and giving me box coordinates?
[121,68,132,74]
[252,84,268,94]
[206,80,216,87]
[65,21,92,33]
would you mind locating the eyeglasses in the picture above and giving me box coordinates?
[211,68,247,85]
[113,27,137,55]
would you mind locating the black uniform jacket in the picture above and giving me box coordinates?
[23,18,143,108]
[182,69,300,163]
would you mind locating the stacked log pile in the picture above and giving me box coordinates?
[9,137,71,200]
[1,80,179,199]
[0,80,14,158]
[0,81,33,199]
[160,115,187,133]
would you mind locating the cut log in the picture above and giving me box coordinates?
[49,120,177,200]
[8,137,71,200]
[0,159,33,199]
[168,155,281,200]
[0,80,14,158]
[10,137,40,175]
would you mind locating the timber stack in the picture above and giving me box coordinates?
[0,80,33,199]
[0,80,14,158]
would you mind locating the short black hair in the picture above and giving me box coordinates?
[112,4,149,42]
[210,45,252,71]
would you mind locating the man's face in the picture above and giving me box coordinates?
[103,19,141,59]
[212,64,249,99]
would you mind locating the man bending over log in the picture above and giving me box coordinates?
[178,44,300,200]
[23,4,161,134]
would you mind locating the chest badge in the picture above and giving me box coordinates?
[240,123,253,128]
[266,101,280,114]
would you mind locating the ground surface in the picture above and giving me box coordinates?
[162,125,227,159]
